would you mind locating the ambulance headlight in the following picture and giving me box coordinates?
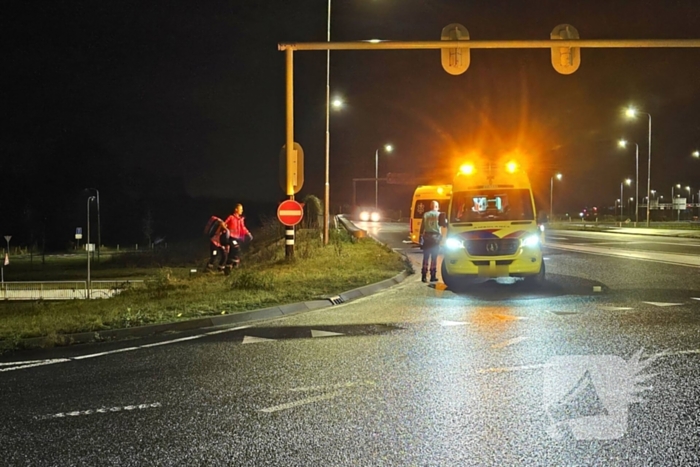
[359,211,370,221]
[521,234,540,248]
[370,211,381,222]
[445,237,464,250]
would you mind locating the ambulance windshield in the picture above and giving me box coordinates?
[450,189,534,222]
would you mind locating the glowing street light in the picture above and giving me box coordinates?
[550,173,563,221]
[618,139,639,226]
[693,150,699,158]
[331,97,344,109]
[375,144,393,209]
[625,107,652,226]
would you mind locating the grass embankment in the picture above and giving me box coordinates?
[0,229,410,349]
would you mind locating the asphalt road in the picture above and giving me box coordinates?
[2,222,700,466]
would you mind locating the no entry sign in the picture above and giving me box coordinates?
[277,199,304,226]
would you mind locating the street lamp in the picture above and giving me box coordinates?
[618,139,639,226]
[87,188,101,262]
[375,144,393,209]
[620,178,632,220]
[625,107,652,226]
[672,183,681,221]
[693,150,699,158]
[550,173,562,221]
[86,196,96,299]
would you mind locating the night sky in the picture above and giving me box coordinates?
[4,1,700,225]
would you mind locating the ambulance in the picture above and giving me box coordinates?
[409,185,452,244]
[441,159,544,289]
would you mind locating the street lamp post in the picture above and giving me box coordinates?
[87,188,101,262]
[625,108,652,226]
[375,144,393,209]
[618,139,639,226]
[550,173,562,221]
[672,183,681,221]
[86,196,95,299]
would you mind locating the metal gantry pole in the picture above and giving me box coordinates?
[646,113,652,227]
[635,143,639,227]
[285,47,295,259]
[323,0,331,246]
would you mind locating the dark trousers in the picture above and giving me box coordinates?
[226,242,241,267]
[422,233,441,278]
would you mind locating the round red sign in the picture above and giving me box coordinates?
[277,200,304,226]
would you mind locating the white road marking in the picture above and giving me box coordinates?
[310,330,344,338]
[242,335,275,344]
[259,391,343,413]
[0,358,71,372]
[287,381,376,393]
[548,242,700,268]
[0,325,253,373]
[0,358,65,367]
[35,402,161,420]
[599,306,634,311]
[692,298,700,301]
[439,320,469,326]
[642,302,683,307]
[546,236,569,241]
[477,363,555,374]
[491,336,530,349]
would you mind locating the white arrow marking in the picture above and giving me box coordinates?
[310,330,344,338]
[242,335,276,344]
[642,302,684,307]
[491,336,530,349]
[439,320,469,326]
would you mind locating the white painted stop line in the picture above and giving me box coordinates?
[279,210,302,216]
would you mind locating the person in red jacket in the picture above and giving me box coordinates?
[224,204,253,270]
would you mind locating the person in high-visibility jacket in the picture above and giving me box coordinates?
[224,204,253,269]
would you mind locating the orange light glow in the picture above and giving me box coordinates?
[460,163,475,175]
[505,161,519,173]
[437,187,444,195]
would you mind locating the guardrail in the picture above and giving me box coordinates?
[0,280,144,300]
[337,215,367,238]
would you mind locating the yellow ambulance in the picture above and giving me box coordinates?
[441,160,544,288]
[409,185,452,244]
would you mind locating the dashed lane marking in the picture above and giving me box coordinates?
[478,363,555,374]
[642,302,684,307]
[35,402,162,420]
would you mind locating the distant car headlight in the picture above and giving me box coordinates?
[521,234,540,248]
[359,211,370,221]
[539,224,545,232]
[370,211,380,222]
[445,237,464,250]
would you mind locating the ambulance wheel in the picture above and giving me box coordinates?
[441,262,464,291]
[524,261,545,287]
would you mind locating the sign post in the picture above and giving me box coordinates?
[277,200,304,260]
[2,236,10,286]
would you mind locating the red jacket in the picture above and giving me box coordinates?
[224,214,250,241]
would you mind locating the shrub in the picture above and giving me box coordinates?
[229,270,275,291]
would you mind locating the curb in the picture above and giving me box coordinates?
[12,269,412,351]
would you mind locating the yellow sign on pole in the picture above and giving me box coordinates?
[279,142,304,195]
[441,23,470,75]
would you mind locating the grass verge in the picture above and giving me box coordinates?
[0,229,409,350]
